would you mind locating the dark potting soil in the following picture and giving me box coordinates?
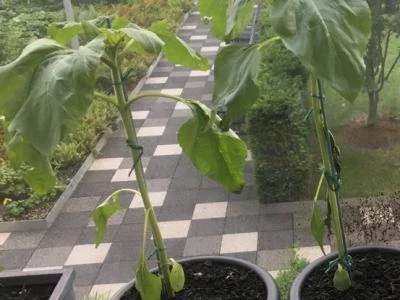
[122,260,267,299]
[302,250,400,300]
[0,283,56,300]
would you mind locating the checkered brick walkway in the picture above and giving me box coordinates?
[0,10,329,299]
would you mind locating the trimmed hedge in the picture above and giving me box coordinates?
[246,1,312,203]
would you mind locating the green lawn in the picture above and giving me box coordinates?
[338,145,400,198]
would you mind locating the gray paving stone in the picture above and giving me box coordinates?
[228,185,256,202]
[113,224,143,243]
[171,109,192,118]
[173,163,200,178]
[158,204,195,221]
[200,176,222,189]
[39,227,82,248]
[167,116,187,126]
[95,261,135,284]
[164,238,186,258]
[100,140,130,158]
[53,212,92,229]
[224,216,259,234]
[170,70,190,78]
[148,108,174,118]
[120,157,151,169]
[258,213,293,231]
[142,117,169,127]
[105,242,142,263]
[63,196,100,213]
[257,249,293,271]
[159,133,178,145]
[183,235,222,256]
[3,231,45,250]
[1,248,34,270]
[146,178,171,192]
[188,218,225,237]
[184,81,206,89]
[226,200,260,217]
[73,263,102,286]
[162,123,181,135]
[153,66,173,72]
[169,176,202,191]
[197,188,229,203]
[258,230,294,250]
[26,246,72,268]
[163,190,198,207]
[181,87,204,98]
[72,182,110,197]
[145,156,179,179]
[293,211,312,229]
[123,208,160,224]
[294,228,329,247]
[165,76,187,85]
[81,170,115,183]
[228,251,257,264]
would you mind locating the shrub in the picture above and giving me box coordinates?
[246,0,312,203]
[275,251,309,300]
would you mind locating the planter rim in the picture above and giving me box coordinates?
[290,245,400,300]
[111,255,279,300]
[0,267,75,300]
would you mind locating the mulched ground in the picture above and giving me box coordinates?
[342,192,400,247]
[335,114,400,149]
[301,250,400,300]
[0,283,56,300]
[123,260,267,300]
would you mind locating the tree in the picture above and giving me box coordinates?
[365,0,400,126]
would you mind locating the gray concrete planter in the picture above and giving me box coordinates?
[0,267,75,300]
[290,246,400,300]
[111,256,280,300]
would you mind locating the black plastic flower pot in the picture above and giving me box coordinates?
[112,255,280,299]
[290,246,400,300]
[0,267,75,300]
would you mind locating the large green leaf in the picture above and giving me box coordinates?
[213,44,260,127]
[199,0,257,41]
[120,25,164,54]
[311,202,326,255]
[0,38,104,193]
[178,101,247,192]
[150,20,208,70]
[169,258,185,292]
[333,264,351,291]
[92,192,123,247]
[271,0,371,101]
[48,22,83,45]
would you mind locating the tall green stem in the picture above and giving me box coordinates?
[110,63,174,298]
[309,77,348,265]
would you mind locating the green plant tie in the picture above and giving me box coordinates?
[126,140,143,176]
[107,68,136,95]
[325,254,352,274]
[303,108,313,122]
